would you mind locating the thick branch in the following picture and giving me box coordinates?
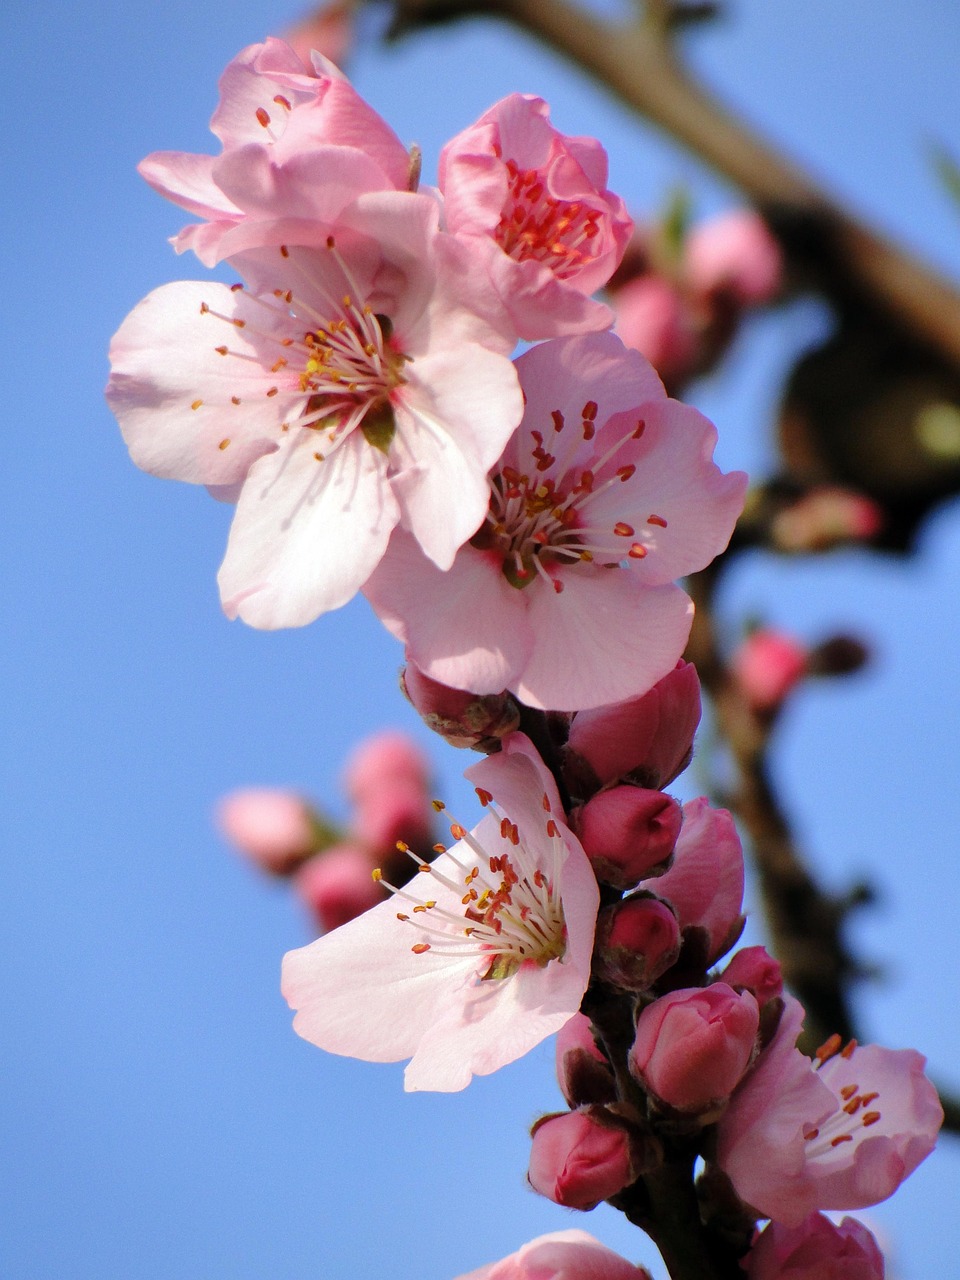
[383,0,960,366]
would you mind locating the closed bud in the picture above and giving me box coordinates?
[629,983,759,1114]
[720,945,783,1006]
[343,730,431,805]
[555,1013,616,1107]
[685,210,783,308]
[400,662,520,750]
[216,788,320,875]
[294,844,385,933]
[594,896,681,991]
[574,786,681,888]
[731,629,808,714]
[528,1108,636,1210]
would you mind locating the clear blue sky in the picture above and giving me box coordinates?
[4,1,960,1276]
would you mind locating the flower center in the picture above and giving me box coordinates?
[375,789,568,980]
[470,402,665,592]
[801,1037,883,1158]
[496,159,601,278]
[198,238,409,457]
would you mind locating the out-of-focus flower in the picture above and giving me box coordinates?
[281,734,599,1091]
[573,785,681,888]
[528,1108,636,1210]
[771,486,884,553]
[746,1213,885,1280]
[217,787,319,873]
[108,196,522,630]
[454,1230,653,1280]
[294,843,385,931]
[629,983,759,1114]
[283,3,354,69]
[342,729,432,805]
[716,997,943,1226]
[610,275,698,389]
[440,94,632,338]
[365,332,746,710]
[684,210,783,308]
[637,797,744,965]
[732,629,808,714]
[564,659,701,793]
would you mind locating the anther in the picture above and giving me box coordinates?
[218,439,230,450]
[647,514,668,528]
[255,107,271,128]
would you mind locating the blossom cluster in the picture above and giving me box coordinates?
[113,40,943,1280]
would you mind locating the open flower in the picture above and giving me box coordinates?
[107,193,522,628]
[364,332,746,710]
[281,734,599,1091]
[716,997,943,1226]
[439,94,632,338]
[140,39,412,264]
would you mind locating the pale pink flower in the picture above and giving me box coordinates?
[685,209,783,308]
[140,39,411,265]
[746,1213,885,1280]
[217,787,318,873]
[454,1230,652,1280]
[364,332,746,711]
[281,734,599,1091]
[629,983,759,1113]
[528,1108,636,1210]
[439,94,632,338]
[732,629,808,713]
[564,659,702,792]
[638,797,744,964]
[107,195,522,629]
[716,997,943,1226]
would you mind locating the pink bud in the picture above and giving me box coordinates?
[453,1230,654,1280]
[400,662,521,750]
[594,897,681,991]
[771,486,884,553]
[574,786,682,888]
[555,1013,615,1108]
[282,2,353,68]
[685,210,783,307]
[342,731,431,805]
[747,1213,885,1280]
[720,946,783,1006]
[528,1109,635,1210]
[629,983,759,1114]
[294,844,385,933]
[353,779,434,858]
[611,275,699,386]
[732,629,808,713]
[565,661,701,795]
[216,788,318,875]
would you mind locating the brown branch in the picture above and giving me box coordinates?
[381,0,960,367]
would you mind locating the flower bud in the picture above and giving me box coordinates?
[629,984,759,1114]
[720,946,783,1007]
[611,275,698,386]
[555,1013,616,1108]
[294,844,385,933]
[216,788,319,875]
[353,779,434,859]
[594,896,681,991]
[565,661,701,796]
[685,210,783,308]
[528,1109,635,1210]
[746,1213,885,1280]
[343,731,431,805]
[771,486,883,553]
[573,786,681,888]
[731,629,808,714]
[400,662,521,750]
[282,1,354,68]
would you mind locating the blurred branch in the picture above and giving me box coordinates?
[380,0,960,368]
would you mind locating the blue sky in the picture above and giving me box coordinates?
[4,1,960,1276]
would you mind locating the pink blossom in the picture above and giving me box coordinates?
[716,997,943,1226]
[732,629,808,713]
[294,843,385,931]
[564,659,701,792]
[685,210,783,308]
[439,94,632,338]
[573,785,682,888]
[281,734,599,1091]
[364,333,746,711]
[746,1213,885,1280]
[638,797,744,964]
[528,1108,635,1210]
[454,1230,652,1280]
[107,194,522,629]
[217,787,318,873]
[594,896,680,991]
[140,40,411,265]
[629,983,759,1113]
[611,275,698,388]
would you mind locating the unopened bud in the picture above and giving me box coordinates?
[574,786,681,888]
[720,945,783,1006]
[731,629,808,714]
[771,485,884,553]
[294,844,385,933]
[594,895,681,991]
[343,730,431,804]
[400,662,520,750]
[216,788,321,875]
[555,1012,616,1107]
[685,210,783,308]
[528,1108,636,1210]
